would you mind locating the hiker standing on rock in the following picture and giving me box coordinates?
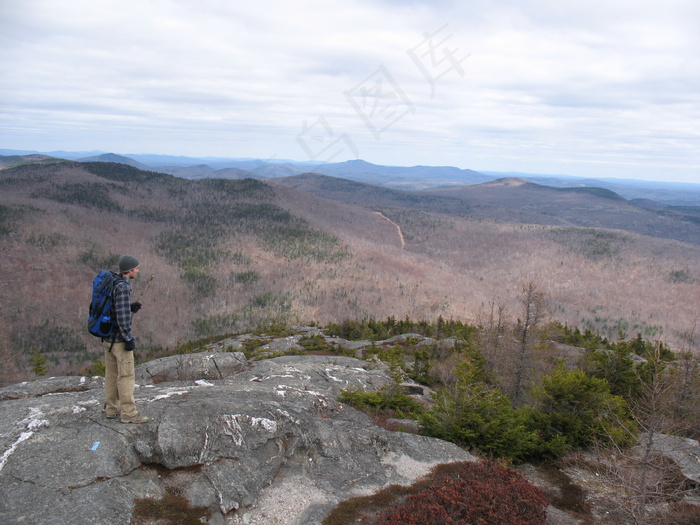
[104,255,148,424]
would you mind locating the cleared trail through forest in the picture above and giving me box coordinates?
[374,211,406,249]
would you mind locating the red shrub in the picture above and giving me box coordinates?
[367,460,547,525]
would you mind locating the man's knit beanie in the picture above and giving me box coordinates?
[119,254,140,273]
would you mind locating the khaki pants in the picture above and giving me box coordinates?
[103,341,138,418]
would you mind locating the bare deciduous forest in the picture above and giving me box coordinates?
[1,160,698,387]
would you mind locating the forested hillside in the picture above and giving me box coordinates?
[0,159,698,385]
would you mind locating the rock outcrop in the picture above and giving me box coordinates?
[0,353,474,525]
[3,330,699,525]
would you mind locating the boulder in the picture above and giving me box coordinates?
[642,432,700,483]
[135,351,249,384]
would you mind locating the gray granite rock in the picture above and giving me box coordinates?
[0,354,473,525]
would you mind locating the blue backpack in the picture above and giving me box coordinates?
[87,270,125,338]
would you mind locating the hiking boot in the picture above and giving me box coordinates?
[102,403,119,419]
[121,414,149,424]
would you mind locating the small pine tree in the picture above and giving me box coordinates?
[30,349,49,377]
[91,359,106,377]
[528,366,637,452]
[419,364,538,461]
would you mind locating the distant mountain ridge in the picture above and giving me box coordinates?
[269,173,699,246]
[0,154,58,169]
[1,148,699,206]
[483,170,700,207]
[302,159,491,189]
[76,152,151,170]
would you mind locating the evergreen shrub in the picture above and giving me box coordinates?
[338,386,422,419]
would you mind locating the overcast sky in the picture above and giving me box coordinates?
[1,0,698,183]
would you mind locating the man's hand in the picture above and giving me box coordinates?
[130,302,142,313]
[125,340,136,351]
